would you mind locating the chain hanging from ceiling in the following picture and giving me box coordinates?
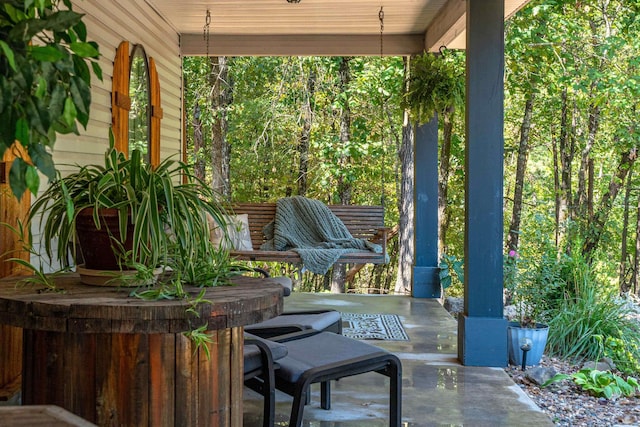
[379,6,384,59]
[203,9,211,57]
[378,5,387,208]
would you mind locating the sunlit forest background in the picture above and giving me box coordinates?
[182,0,640,298]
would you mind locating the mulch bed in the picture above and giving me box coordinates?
[505,356,640,426]
[446,295,640,426]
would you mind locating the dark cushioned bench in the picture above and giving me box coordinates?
[245,309,342,339]
[273,330,402,427]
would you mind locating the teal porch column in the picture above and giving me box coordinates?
[413,116,440,298]
[458,0,508,366]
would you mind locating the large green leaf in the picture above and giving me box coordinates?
[9,158,27,200]
[61,96,77,127]
[29,45,65,62]
[43,10,83,33]
[25,97,46,135]
[49,83,65,118]
[72,54,90,84]
[29,143,56,182]
[73,20,87,42]
[0,40,16,71]
[25,164,40,196]
[35,76,47,98]
[69,76,89,115]
[0,108,15,148]
[14,117,29,145]
[34,95,51,131]
[91,61,103,81]
[9,18,48,41]
[70,41,99,58]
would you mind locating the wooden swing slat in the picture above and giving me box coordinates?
[229,203,389,266]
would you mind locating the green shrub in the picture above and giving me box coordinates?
[439,253,464,291]
[602,336,640,375]
[544,369,640,399]
[545,258,640,372]
[505,250,565,326]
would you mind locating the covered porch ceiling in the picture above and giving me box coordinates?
[144,0,530,56]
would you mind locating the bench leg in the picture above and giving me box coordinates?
[264,374,276,427]
[320,381,330,410]
[290,379,313,427]
[388,359,402,427]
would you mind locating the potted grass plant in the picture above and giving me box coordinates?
[504,250,553,367]
[27,140,236,287]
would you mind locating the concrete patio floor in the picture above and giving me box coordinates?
[243,292,554,427]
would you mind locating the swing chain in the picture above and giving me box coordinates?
[378,6,386,208]
[203,9,211,58]
[379,6,384,59]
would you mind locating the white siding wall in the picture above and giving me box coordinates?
[31,0,182,270]
[52,0,182,177]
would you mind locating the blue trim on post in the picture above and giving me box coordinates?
[458,0,507,366]
[458,315,508,366]
[413,116,440,298]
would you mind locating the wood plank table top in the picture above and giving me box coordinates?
[0,273,284,333]
[0,405,97,426]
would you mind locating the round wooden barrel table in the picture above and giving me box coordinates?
[0,274,283,427]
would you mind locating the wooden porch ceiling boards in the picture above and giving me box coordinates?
[145,0,530,55]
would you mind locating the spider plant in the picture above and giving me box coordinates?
[28,141,230,283]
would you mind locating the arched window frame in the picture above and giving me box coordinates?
[111,41,162,167]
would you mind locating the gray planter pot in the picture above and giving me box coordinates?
[507,322,549,367]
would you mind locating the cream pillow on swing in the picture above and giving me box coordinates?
[209,213,253,251]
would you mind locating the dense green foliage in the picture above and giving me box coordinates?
[504,0,640,267]
[183,2,640,304]
[181,0,640,368]
[185,56,404,209]
[0,0,102,199]
[543,256,640,371]
[183,56,405,291]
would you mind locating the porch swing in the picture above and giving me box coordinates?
[228,8,391,271]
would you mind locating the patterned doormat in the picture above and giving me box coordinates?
[341,313,410,341]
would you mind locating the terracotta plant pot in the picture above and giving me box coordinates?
[75,208,134,270]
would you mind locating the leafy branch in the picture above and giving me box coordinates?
[0,0,102,199]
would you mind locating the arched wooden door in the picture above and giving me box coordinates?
[0,143,30,400]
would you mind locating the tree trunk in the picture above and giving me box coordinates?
[297,71,315,197]
[192,102,205,181]
[557,89,574,252]
[506,90,535,252]
[553,134,560,247]
[574,99,600,218]
[210,56,232,199]
[336,57,352,206]
[438,107,454,255]
[634,187,640,295]
[332,57,353,293]
[396,113,414,294]
[582,148,637,263]
[394,56,413,295]
[588,159,594,220]
[620,167,634,294]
